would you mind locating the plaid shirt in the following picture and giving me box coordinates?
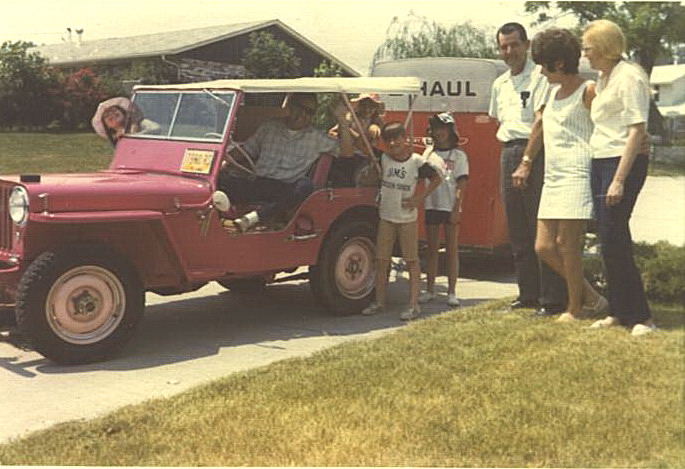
[244,119,340,183]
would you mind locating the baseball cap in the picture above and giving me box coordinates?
[429,112,459,136]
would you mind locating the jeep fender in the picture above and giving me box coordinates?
[24,213,187,290]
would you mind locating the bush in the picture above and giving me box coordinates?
[584,239,685,304]
[0,41,61,129]
[640,242,685,304]
[55,68,110,130]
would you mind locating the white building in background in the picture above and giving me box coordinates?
[651,64,685,142]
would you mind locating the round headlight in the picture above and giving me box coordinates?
[9,186,29,226]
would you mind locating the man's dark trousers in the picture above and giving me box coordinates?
[220,174,314,222]
[501,140,567,307]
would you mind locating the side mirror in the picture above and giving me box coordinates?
[212,191,231,213]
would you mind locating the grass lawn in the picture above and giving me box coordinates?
[0,132,111,174]
[0,300,682,468]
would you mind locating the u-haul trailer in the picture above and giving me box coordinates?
[372,57,509,255]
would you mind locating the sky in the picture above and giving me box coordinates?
[0,0,560,75]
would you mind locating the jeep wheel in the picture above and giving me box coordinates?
[310,220,376,315]
[16,246,144,364]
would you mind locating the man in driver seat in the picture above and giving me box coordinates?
[220,93,354,233]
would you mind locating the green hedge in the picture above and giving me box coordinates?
[583,239,685,304]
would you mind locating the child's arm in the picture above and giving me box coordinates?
[402,167,442,209]
[424,171,443,198]
[366,123,381,141]
[450,176,468,225]
[331,102,356,158]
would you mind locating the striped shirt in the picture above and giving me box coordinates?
[244,119,340,183]
[538,81,594,220]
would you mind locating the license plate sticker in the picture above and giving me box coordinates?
[181,149,215,174]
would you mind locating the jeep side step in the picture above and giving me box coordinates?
[271,271,310,283]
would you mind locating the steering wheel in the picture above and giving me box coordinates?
[204,132,223,139]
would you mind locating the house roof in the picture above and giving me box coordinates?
[650,64,685,85]
[135,76,421,94]
[32,19,359,76]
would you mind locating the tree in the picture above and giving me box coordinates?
[0,41,60,128]
[525,1,685,75]
[313,60,344,131]
[242,32,301,78]
[372,12,498,66]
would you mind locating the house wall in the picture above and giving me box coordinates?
[657,76,685,106]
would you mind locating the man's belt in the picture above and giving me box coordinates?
[503,138,529,147]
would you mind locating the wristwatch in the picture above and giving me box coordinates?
[521,155,533,165]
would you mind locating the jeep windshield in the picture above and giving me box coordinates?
[131,91,235,142]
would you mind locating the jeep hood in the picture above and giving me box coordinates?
[3,170,211,213]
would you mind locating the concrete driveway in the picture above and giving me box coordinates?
[0,265,516,443]
[630,175,684,246]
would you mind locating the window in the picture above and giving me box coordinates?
[132,91,235,142]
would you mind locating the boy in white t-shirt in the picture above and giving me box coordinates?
[362,121,443,320]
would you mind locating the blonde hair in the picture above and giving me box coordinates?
[583,19,626,62]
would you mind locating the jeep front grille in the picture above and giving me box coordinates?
[0,185,11,250]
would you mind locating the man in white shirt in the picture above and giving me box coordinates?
[488,22,567,315]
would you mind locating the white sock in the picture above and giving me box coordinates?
[244,211,259,226]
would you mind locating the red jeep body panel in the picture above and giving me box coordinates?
[111,138,225,178]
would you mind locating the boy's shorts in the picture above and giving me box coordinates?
[376,219,418,262]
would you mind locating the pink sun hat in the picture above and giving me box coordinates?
[91,96,143,140]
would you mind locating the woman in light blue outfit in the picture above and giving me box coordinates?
[516,28,607,322]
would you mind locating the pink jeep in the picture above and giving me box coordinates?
[0,77,420,364]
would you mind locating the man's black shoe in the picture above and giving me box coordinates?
[510,300,538,310]
[535,305,565,317]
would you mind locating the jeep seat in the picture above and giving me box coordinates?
[309,152,334,189]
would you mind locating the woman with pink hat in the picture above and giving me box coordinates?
[91,97,159,146]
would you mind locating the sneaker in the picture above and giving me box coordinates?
[447,294,460,307]
[399,305,421,321]
[222,215,255,234]
[631,323,657,337]
[589,315,620,329]
[556,312,578,323]
[418,291,436,304]
[582,295,609,316]
[361,302,384,316]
